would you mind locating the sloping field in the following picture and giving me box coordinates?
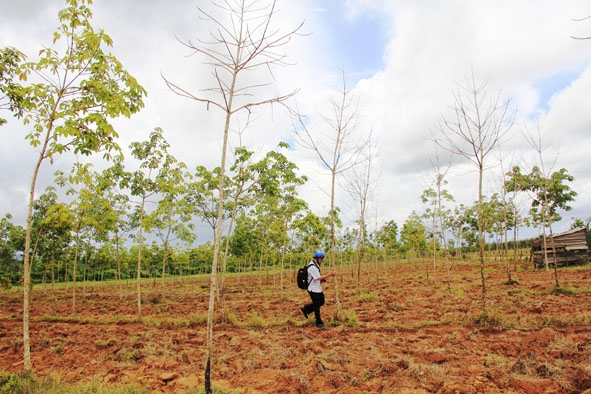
[2,259,591,393]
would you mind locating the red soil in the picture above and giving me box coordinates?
[2,259,591,393]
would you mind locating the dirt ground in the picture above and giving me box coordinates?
[2,259,591,393]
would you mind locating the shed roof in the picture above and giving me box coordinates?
[531,227,588,250]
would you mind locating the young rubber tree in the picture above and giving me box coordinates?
[375,220,399,262]
[0,0,145,370]
[506,124,577,287]
[162,1,302,390]
[292,70,368,320]
[118,128,178,319]
[400,211,428,262]
[31,189,73,298]
[505,165,576,288]
[98,164,133,298]
[249,142,308,294]
[342,133,378,294]
[436,70,514,317]
[55,163,110,315]
[421,151,454,287]
[150,162,195,287]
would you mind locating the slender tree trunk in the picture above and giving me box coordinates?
[477,163,487,316]
[161,239,169,287]
[205,102,232,394]
[115,232,122,299]
[137,202,145,320]
[72,225,81,316]
[22,178,37,372]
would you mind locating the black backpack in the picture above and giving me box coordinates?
[297,262,318,290]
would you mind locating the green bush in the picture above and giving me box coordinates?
[0,276,11,290]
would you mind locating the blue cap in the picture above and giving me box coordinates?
[313,250,325,259]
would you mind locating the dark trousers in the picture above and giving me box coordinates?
[303,291,325,325]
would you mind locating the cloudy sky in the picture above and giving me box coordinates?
[1,0,590,244]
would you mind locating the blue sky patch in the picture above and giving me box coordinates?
[320,1,389,83]
[533,70,580,113]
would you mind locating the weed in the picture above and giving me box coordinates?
[113,348,143,363]
[51,346,63,355]
[511,353,539,376]
[484,353,508,369]
[244,311,266,328]
[408,363,425,384]
[386,302,405,312]
[553,286,577,296]
[94,338,117,348]
[336,309,359,328]
[0,370,30,393]
[450,288,466,298]
[473,310,511,329]
[295,373,310,389]
[189,312,208,326]
[224,311,239,326]
[0,371,149,393]
[360,293,380,301]
[148,294,163,304]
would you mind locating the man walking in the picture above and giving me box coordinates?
[300,250,336,328]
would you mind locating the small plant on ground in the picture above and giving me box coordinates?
[553,286,576,296]
[484,353,509,369]
[334,309,359,328]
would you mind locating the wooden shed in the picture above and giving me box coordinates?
[531,227,589,267]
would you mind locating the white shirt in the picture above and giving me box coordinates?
[307,260,322,293]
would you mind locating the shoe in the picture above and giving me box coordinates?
[316,323,325,329]
[300,307,309,319]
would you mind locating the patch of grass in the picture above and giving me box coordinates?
[146,317,191,328]
[186,388,241,394]
[243,311,266,328]
[355,293,380,302]
[336,309,359,328]
[449,288,466,298]
[224,311,240,326]
[147,294,163,304]
[472,310,514,329]
[548,334,581,353]
[0,371,149,393]
[386,302,405,312]
[553,286,577,296]
[189,312,208,326]
[484,353,509,369]
[540,313,586,327]
[113,347,143,363]
[51,346,64,355]
[94,338,117,348]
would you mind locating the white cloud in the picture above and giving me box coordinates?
[1,0,590,244]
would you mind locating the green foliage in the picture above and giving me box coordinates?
[6,0,146,161]
[375,220,399,254]
[355,293,379,301]
[400,211,427,257]
[506,165,577,226]
[0,276,10,290]
[0,47,27,125]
